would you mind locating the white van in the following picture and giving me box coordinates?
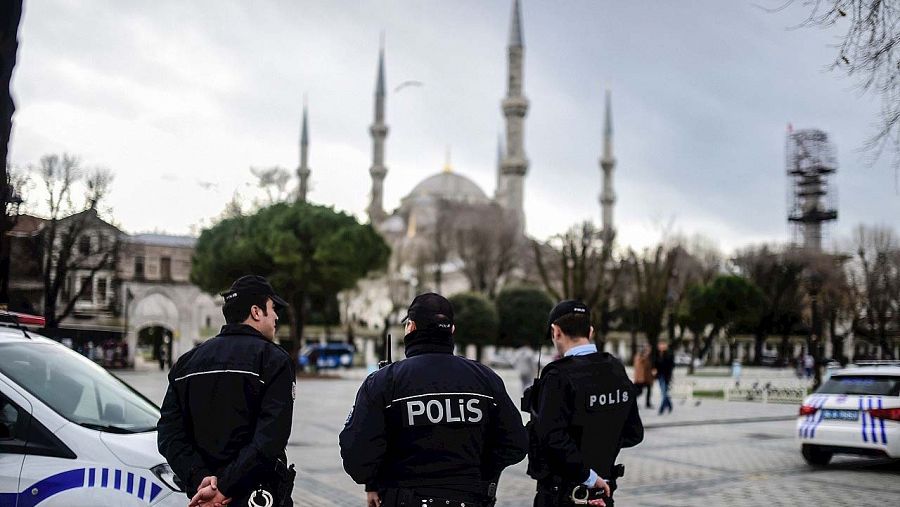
[0,314,185,506]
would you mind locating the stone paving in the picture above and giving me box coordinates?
[117,367,900,506]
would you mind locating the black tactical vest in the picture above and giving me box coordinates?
[525,352,637,481]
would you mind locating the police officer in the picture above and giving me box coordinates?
[340,293,527,507]
[523,300,643,507]
[158,275,296,507]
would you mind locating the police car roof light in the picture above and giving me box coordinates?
[0,310,45,338]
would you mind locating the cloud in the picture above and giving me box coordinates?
[9,0,898,251]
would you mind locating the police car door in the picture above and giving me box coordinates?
[0,382,32,506]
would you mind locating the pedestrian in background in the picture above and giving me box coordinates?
[340,292,527,507]
[632,344,653,409]
[654,341,674,415]
[158,275,296,507]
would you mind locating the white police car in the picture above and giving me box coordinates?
[797,362,900,466]
[0,312,184,506]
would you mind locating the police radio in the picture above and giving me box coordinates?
[378,334,392,369]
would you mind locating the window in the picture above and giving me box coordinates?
[160,257,172,281]
[78,235,91,256]
[134,256,145,279]
[817,376,900,396]
[80,276,93,301]
[0,343,159,432]
[0,393,25,442]
[97,278,108,304]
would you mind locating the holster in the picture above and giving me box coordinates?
[248,458,295,506]
[536,466,623,507]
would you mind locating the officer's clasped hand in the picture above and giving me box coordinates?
[189,475,232,507]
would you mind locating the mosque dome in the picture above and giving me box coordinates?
[403,171,490,205]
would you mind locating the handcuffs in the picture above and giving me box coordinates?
[248,488,274,507]
[569,484,606,506]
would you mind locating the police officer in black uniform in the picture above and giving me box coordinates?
[340,293,528,507]
[523,300,643,507]
[158,275,296,507]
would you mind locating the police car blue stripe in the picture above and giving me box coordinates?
[877,398,888,444]
[127,472,135,494]
[860,398,867,442]
[138,476,147,499]
[101,468,109,487]
[114,469,122,490]
[88,467,96,487]
[802,397,815,437]
[804,397,826,438]
[150,483,163,502]
[868,397,878,443]
[800,396,816,438]
[809,398,827,438]
[10,469,85,507]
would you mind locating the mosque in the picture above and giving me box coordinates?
[297,0,618,338]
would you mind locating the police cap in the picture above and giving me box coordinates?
[546,299,590,339]
[221,275,289,310]
[403,292,454,331]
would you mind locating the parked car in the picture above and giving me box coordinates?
[0,311,185,506]
[297,343,355,371]
[796,362,900,466]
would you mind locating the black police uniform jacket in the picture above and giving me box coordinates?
[526,351,643,485]
[157,324,295,500]
[339,328,528,494]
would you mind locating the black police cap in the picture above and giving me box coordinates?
[402,292,454,331]
[221,275,289,309]
[546,299,590,339]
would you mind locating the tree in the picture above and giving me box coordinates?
[533,221,618,336]
[496,285,554,349]
[32,154,119,327]
[789,1,900,168]
[627,245,679,353]
[448,291,498,361]
[687,275,765,366]
[732,245,807,365]
[851,224,899,358]
[454,202,521,298]
[190,201,390,347]
[250,166,292,207]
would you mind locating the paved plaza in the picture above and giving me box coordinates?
[118,367,900,507]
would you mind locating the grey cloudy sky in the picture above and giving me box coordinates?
[9,0,899,252]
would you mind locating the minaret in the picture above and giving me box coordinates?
[367,39,389,224]
[499,0,529,234]
[494,133,504,199]
[297,99,310,202]
[599,89,616,246]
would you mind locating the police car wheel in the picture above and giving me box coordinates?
[801,444,833,467]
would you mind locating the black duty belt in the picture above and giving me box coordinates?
[379,480,496,507]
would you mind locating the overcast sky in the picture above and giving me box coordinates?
[9,0,899,252]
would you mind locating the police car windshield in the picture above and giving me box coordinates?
[0,342,160,433]
[816,375,900,396]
